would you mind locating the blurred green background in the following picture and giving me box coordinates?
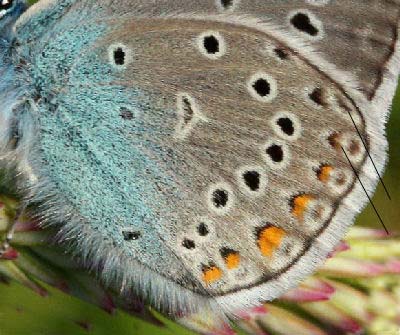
[0,1,400,335]
[358,86,400,231]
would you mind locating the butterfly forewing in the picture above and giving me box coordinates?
[33,0,398,101]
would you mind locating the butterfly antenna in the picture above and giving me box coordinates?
[341,146,389,235]
[346,110,391,200]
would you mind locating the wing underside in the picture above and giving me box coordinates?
[9,0,398,313]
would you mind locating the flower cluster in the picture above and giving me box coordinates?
[1,196,400,335]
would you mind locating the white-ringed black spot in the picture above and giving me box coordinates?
[277,118,294,136]
[182,239,196,250]
[122,230,141,241]
[204,35,220,54]
[197,222,209,237]
[267,144,284,163]
[271,112,301,141]
[248,73,277,103]
[290,12,319,36]
[253,79,270,97]
[262,140,290,169]
[197,31,226,59]
[237,165,267,196]
[212,189,229,208]
[243,170,261,191]
[207,182,234,214]
[108,43,132,69]
[113,47,125,65]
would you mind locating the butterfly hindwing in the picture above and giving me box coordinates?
[10,0,399,313]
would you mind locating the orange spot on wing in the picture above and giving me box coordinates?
[328,133,341,149]
[225,252,241,270]
[292,194,314,221]
[258,226,286,257]
[202,266,222,284]
[318,165,333,183]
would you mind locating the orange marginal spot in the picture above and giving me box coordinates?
[328,133,341,149]
[317,165,333,183]
[258,226,286,257]
[202,265,223,284]
[225,252,241,270]
[292,194,315,221]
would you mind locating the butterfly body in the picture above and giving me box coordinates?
[0,0,399,315]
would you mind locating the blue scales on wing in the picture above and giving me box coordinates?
[5,0,398,314]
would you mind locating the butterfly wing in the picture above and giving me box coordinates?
[17,0,400,103]
[232,0,400,103]
[11,0,399,314]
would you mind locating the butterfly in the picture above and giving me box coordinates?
[0,0,399,317]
